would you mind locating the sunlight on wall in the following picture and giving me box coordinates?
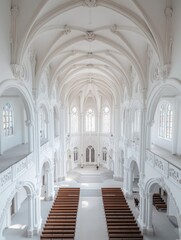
[81,183,89,187]
[65,177,73,182]
[9,224,26,230]
[81,200,89,208]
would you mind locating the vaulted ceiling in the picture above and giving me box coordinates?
[14,0,169,106]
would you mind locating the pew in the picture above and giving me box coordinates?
[41,187,80,240]
[102,187,143,240]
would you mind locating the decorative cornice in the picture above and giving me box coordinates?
[110,24,118,34]
[153,63,170,82]
[165,7,173,18]
[83,0,97,7]
[85,31,96,42]
[11,64,26,80]
[11,2,18,17]
[63,24,71,35]
[87,52,93,58]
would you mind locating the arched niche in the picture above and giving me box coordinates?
[0,82,34,155]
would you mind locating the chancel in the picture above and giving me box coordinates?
[0,0,181,239]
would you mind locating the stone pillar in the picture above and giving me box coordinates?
[178,228,181,240]
[113,151,120,180]
[49,107,54,148]
[146,193,154,234]
[97,111,101,165]
[137,186,146,232]
[33,190,42,234]
[80,112,84,167]
[113,105,120,178]
[34,107,41,175]
[59,106,66,180]
[26,120,34,153]
[123,165,130,196]
[27,194,34,237]
[45,166,54,200]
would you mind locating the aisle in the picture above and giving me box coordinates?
[75,190,108,240]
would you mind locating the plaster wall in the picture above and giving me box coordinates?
[0,0,12,82]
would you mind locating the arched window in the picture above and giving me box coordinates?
[3,103,14,136]
[158,102,173,140]
[102,147,107,161]
[85,108,95,132]
[166,104,173,139]
[71,107,78,133]
[102,106,110,133]
[74,147,78,161]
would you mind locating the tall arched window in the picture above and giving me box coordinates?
[102,147,107,161]
[74,147,78,161]
[3,103,14,136]
[158,102,173,140]
[71,107,78,133]
[166,104,173,139]
[159,105,165,138]
[102,106,110,133]
[85,108,95,132]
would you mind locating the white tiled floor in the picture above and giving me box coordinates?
[3,166,180,240]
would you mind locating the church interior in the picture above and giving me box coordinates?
[0,0,181,239]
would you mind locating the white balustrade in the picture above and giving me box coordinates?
[146,150,181,188]
[0,153,34,193]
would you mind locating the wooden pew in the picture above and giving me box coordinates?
[101,187,143,240]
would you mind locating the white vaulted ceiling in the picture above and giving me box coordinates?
[16,0,168,106]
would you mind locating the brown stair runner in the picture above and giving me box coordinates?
[102,188,143,240]
[41,187,80,240]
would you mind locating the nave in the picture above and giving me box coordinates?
[3,166,179,240]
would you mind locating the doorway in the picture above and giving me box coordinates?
[86,146,95,164]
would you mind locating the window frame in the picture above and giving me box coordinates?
[158,101,173,141]
[3,103,14,137]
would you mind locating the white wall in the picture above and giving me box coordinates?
[0,0,12,82]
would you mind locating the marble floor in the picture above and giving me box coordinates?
[3,166,180,240]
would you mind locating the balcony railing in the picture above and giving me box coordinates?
[0,152,34,193]
[146,149,181,187]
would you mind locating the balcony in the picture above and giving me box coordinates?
[146,146,181,188]
[0,144,34,193]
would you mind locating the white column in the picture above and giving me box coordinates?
[59,106,66,180]
[26,120,34,153]
[139,108,147,176]
[45,166,54,200]
[97,111,101,166]
[146,193,154,234]
[113,105,120,178]
[80,112,84,167]
[137,185,146,232]
[34,107,41,175]
[49,106,54,148]
[178,228,181,240]
[123,165,129,195]
[33,190,42,234]
[27,194,34,237]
